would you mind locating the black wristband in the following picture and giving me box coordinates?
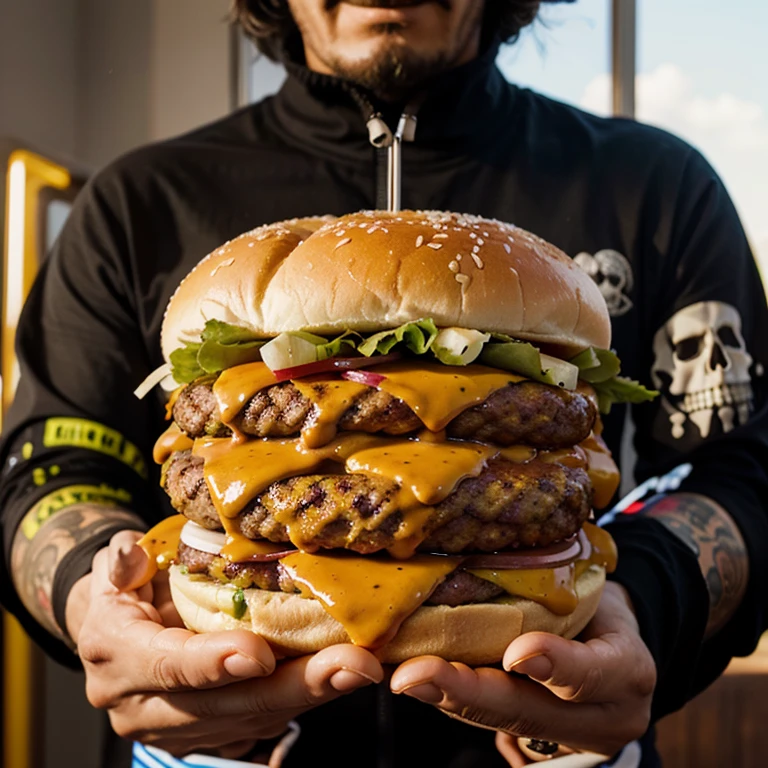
[603,514,710,722]
[51,523,146,652]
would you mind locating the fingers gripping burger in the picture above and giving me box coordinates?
[136,210,656,665]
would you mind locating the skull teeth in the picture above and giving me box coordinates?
[681,382,753,414]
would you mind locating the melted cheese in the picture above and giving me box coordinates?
[138,514,187,577]
[280,551,461,648]
[213,362,278,433]
[374,362,524,431]
[209,360,523,445]
[193,433,492,556]
[580,432,619,509]
[291,377,369,448]
[468,522,618,616]
[153,424,194,465]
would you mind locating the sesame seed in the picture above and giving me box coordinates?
[433,233,448,239]
[248,242,255,248]
[477,238,484,246]
[367,226,378,234]
[449,260,460,272]
[455,273,471,287]
[471,253,484,269]
[456,254,462,261]
[335,230,346,237]
[473,245,480,253]
[470,232,477,239]
[210,257,235,277]
[503,243,511,254]
[427,242,443,250]
[335,237,352,249]
[416,235,424,247]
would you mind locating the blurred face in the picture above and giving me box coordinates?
[286,0,485,98]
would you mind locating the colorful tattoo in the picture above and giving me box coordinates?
[11,500,144,640]
[647,493,748,637]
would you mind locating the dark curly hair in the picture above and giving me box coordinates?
[230,0,576,61]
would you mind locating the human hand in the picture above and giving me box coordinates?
[389,582,656,762]
[66,531,384,759]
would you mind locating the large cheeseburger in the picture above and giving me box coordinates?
[137,210,654,666]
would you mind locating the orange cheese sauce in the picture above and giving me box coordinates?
[468,521,617,616]
[137,514,187,582]
[280,551,462,649]
[153,424,194,465]
[213,362,279,438]
[193,433,490,557]
[374,362,525,431]
[291,377,369,448]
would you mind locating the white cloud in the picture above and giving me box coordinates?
[580,65,768,274]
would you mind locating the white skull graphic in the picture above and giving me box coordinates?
[651,301,753,439]
[574,249,634,317]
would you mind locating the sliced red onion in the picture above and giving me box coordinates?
[341,369,387,387]
[273,351,401,382]
[461,530,586,571]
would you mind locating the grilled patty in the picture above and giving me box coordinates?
[177,539,506,605]
[164,449,592,554]
[172,377,596,449]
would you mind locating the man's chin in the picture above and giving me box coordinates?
[326,43,449,99]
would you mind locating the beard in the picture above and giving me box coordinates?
[326,33,457,99]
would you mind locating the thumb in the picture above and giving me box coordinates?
[107,530,156,591]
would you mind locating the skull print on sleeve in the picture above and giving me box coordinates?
[651,301,755,441]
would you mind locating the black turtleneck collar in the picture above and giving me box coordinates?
[265,35,517,166]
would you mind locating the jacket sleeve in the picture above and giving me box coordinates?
[0,172,169,666]
[604,147,768,720]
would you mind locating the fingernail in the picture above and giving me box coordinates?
[329,668,378,691]
[224,652,267,678]
[506,654,553,681]
[393,682,444,704]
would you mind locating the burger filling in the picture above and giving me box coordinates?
[171,375,596,449]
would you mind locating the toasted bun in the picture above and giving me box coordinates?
[162,211,610,362]
[168,563,606,666]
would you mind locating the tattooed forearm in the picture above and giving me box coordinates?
[11,503,145,640]
[646,492,749,638]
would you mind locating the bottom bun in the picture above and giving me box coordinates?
[169,564,606,666]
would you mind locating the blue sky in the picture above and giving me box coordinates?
[495,0,768,269]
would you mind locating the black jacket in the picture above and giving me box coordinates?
[2,43,767,767]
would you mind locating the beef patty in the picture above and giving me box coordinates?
[164,449,592,554]
[172,377,596,450]
[177,539,507,605]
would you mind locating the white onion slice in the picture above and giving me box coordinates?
[134,363,173,399]
[180,520,226,555]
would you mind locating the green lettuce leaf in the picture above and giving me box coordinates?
[593,376,659,414]
[170,320,264,383]
[569,347,621,383]
[358,318,438,356]
[478,335,579,388]
[169,342,203,384]
[479,335,545,379]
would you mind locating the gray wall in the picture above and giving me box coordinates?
[1,0,231,171]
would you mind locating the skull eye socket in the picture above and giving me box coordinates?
[674,336,703,361]
[718,325,740,348]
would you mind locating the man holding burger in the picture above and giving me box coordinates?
[0,2,766,768]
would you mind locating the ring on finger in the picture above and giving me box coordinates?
[517,737,574,761]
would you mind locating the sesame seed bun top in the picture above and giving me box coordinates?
[161,210,611,361]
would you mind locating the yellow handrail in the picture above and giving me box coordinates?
[2,149,71,768]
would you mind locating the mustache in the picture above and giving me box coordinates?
[328,0,451,9]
